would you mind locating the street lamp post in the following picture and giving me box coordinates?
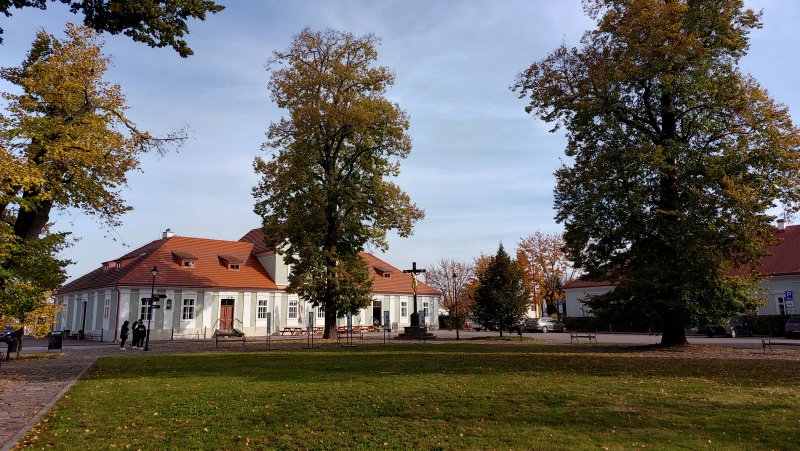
[452,272,460,341]
[144,266,158,351]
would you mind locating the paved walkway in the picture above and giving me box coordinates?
[0,340,112,450]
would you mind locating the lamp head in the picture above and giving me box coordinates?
[151,266,159,277]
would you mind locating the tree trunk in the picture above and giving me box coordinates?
[13,195,53,241]
[323,304,337,339]
[660,316,688,346]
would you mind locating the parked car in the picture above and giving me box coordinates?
[785,317,800,338]
[703,317,752,338]
[0,326,18,343]
[525,317,566,333]
[467,320,487,331]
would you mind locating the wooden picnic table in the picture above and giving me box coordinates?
[280,327,304,336]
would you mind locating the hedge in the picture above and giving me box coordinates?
[438,315,467,330]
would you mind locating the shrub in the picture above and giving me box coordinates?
[438,315,466,330]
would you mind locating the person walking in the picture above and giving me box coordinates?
[119,320,129,350]
[132,319,146,349]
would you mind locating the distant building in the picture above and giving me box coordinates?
[564,221,800,317]
[54,229,440,341]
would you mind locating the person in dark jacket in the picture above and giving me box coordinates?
[132,319,146,349]
[119,320,129,350]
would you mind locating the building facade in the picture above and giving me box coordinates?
[564,222,800,318]
[54,229,441,341]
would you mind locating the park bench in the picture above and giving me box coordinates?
[570,331,597,344]
[214,329,245,348]
[336,327,364,344]
[761,337,800,354]
[84,330,103,342]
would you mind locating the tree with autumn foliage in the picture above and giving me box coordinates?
[253,28,424,339]
[517,231,576,316]
[1,0,224,57]
[471,244,531,337]
[0,25,185,326]
[515,0,800,345]
[425,259,474,330]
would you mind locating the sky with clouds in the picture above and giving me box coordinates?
[1,1,798,282]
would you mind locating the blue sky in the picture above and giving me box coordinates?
[1,1,798,281]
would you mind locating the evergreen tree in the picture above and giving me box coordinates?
[471,244,531,337]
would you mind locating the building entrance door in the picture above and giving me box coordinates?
[220,298,235,330]
[372,300,382,327]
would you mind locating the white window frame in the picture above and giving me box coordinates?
[288,299,298,319]
[401,301,408,318]
[257,299,268,320]
[317,307,325,319]
[103,298,111,319]
[139,302,151,321]
[182,298,196,320]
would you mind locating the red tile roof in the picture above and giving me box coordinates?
[239,228,440,296]
[59,236,278,294]
[361,252,440,296]
[564,224,800,290]
[59,230,440,298]
[239,228,271,254]
[760,225,800,276]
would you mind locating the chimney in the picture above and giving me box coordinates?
[777,219,786,231]
[163,228,175,239]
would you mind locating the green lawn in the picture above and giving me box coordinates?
[21,344,800,450]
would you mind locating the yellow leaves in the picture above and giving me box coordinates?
[2,23,181,239]
[23,302,62,338]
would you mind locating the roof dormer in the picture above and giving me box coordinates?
[374,266,392,278]
[172,251,198,269]
[219,254,245,271]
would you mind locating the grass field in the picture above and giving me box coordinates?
[20,343,800,450]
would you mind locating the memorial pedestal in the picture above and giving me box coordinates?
[396,325,436,340]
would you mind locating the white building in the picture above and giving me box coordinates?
[564,222,800,318]
[54,229,440,341]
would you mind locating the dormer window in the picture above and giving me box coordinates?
[172,251,198,269]
[219,254,244,271]
[373,266,392,278]
[102,262,109,272]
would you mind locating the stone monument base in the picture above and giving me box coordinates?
[396,326,436,340]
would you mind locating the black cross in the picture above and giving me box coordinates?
[403,262,426,326]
